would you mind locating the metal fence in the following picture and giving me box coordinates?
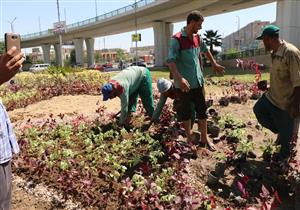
[14,0,156,41]
[220,48,267,60]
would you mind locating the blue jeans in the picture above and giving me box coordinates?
[253,94,294,159]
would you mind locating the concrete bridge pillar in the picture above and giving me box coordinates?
[41,44,51,64]
[153,21,173,67]
[276,0,300,49]
[54,43,63,67]
[85,38,95,67]
[73,38,84,65]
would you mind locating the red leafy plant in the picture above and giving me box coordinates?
[255,185,282,210]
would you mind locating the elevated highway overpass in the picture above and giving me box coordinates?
[18,0,299,67]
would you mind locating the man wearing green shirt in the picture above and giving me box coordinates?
[167,10,225,148]
[101,66,154,125]
[254,25,300,161]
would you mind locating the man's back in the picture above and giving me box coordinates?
[112,66,146,95]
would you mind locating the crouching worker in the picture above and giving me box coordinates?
[101,66,155,125]
[151,78,195,125]
[151,78,215,150]
[253,25,300,161]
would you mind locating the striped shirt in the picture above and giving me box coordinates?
[0,101,19,164]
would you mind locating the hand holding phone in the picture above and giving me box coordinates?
[5,33,21,57]
[0,33,24,85]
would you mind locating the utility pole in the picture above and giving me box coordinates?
[56,0,64,67]
[8,17,16,33]
[38,16,41,33]
[64,8,67,22]
[95,0,98,19]
[236,16,240,51]
[134,0,138,64]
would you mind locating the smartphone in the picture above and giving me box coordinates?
[5,33,21,57]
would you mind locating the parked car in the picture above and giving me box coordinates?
[131,61,146,67]
[29,63,50,72]
[102,63,113,68]
[88,64,104,71]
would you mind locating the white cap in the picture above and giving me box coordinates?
[157,78,172,93]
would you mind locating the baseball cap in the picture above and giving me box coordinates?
[157,78,172,93]
[256,25,280,40]
[101,83,113,101]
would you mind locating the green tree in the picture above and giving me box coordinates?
[203,30,222,56]
[26,55,33,64]
[70,49,76,65]
[0,42,4,54]
[95,53,101,63]
[116,49,126,62]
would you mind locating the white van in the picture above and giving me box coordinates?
[29,63,50,72]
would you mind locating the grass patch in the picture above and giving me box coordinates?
[149,67,269,82]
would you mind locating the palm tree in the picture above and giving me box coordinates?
[203,30,222,56]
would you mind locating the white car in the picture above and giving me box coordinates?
[29,63,50,72]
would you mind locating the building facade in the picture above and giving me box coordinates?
[130,45,154,63]
[222,21,270,52]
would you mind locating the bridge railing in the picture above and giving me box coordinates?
[18,0,156,41]
[220,48,267,60]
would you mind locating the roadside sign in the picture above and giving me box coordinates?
[53,21,66,35]
[132,33,141,42]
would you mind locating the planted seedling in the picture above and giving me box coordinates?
[236,138,255,162]
[260,138,281,162]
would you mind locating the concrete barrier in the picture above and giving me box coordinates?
[219,54,271,69]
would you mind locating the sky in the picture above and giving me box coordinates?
[0,0,277,52]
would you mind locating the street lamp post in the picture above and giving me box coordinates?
[95,0,98,19]
[8,17,17,33]
[38,16,41,33]
[64,8,67,22]
[134,0,138,64]
[56,0,64,67]
[236,15,240,51]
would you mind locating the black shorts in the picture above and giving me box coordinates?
[174,87,207,122]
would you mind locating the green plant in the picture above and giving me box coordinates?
[213,152,227,162]
[218,114,245,129]
[259,139,281,156]
[236,139,255,156]
[226,128,246,141]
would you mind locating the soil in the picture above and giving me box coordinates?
[7,92,300,209]
[9,95,120,123]
[9,95,120,210]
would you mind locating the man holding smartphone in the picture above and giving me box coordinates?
[0,46,24,210]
